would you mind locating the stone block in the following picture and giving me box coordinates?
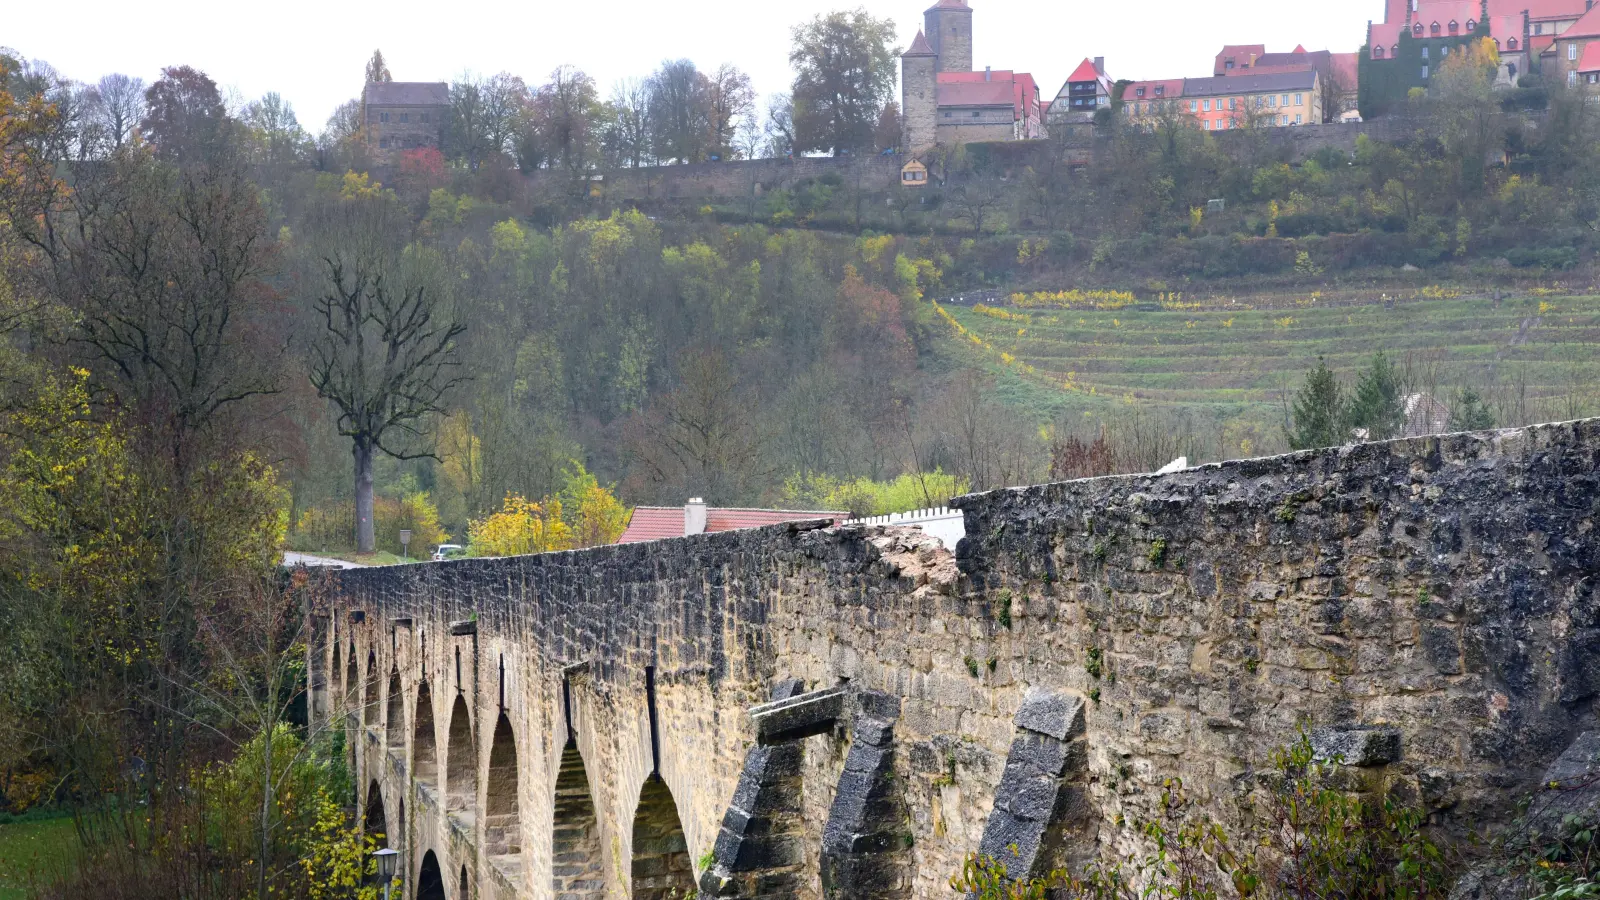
[1312,725,1402,767]
[1014,688,1084,740]
[750,687,846,745]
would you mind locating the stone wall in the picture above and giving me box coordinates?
[318,419,1600,899]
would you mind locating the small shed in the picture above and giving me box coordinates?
[900,159,930,187]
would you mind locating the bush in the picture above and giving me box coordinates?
[1506,246,1579,270]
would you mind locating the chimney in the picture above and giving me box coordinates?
[985,66,992,81]
[1094,56,1105,76]
[684,498,708,536]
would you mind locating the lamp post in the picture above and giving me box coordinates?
[373,847,399,900]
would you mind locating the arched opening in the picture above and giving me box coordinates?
[418,850,446,900]
[485,713,522,877]
[364,781,388,845]
[414,682,438,792]
[459,865,470,899]
[551,740,604,898]
[630,774,694,899]
[363,651,379,727]
[332,643,342,711]
[386,668,404,752]
[344,644,358,714]
[446,695,475,825]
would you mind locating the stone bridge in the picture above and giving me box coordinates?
[312,420,1600,899]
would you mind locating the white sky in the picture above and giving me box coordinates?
[11,0,1379,130]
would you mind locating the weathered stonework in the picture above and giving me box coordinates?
[316,419,1600,899]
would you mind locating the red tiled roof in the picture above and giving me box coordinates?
[904,30,936,57]
[1370,21,1403,54]
[1488,14,1524,47]
[1066,58,1102,83]
[616,507,847,544]
[1566,3,1600,40]
[1581,40,1600,71]
[938,70,1040,119]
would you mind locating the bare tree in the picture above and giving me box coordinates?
[309,237,465,554]
[707,64,755,160]
[764,92,796,158]
[91,73,146,150]
[601,77,651,168]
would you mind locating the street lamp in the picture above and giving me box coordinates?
[373,847,399,900]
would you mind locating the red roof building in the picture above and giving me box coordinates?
[616,499,847,544]
[1048,57,1113,130]
[934,69,1045,143]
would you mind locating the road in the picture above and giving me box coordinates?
[282,552,368,569]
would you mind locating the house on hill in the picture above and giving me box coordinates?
[1047,57,1113,134]
[900,0,1046,153]
[1543,3,1600,87]
[362,81,448,165]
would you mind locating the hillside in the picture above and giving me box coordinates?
[936,289,1600,453]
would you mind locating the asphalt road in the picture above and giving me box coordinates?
[282,552,368,569]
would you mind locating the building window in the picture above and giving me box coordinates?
[1295,114,1303,124]
[1295,93,1303,105]
[1413,23,1423,36]
[1204,99,1212,111]
[399,113,409,123]
[379,111,390,123]
[1281,93,1290,106]
[1375,46,1386,59]
[421,113,430,124]
[1572,43,1581,61]
[1392,44,1399,55]
[1571,70,1581,87]
[1467,19,1476,30]
[379,138,389,149]
[1441,45,1449,57]
[1422,64,1430,79]
[1431,21,1441,35]
[1225,60,1235,70]
[1536,22,1544,35]
[1422,46,1429,59]
[1154,86,1165,97]
[1136,87,1146,98]
[1508,38,1518,50]
[1448,20,1458,34]
[971,111,981,118]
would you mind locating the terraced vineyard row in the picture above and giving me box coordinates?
[938,294,1600,428]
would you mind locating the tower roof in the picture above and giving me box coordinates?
[903,30,937,57]
[925,0,971,11]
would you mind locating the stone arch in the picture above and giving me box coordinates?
[417,850,446,900]
[630,774,694,899]
[550,740,603,898]
[445,695,475,823]
[414,681,438,791]
[485,713,523,878]
[363,651,379,727]
[332,642,342,709]
[364,780,388,845]
[386,668,404,751]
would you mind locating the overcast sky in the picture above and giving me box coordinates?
[10,0,1379,130]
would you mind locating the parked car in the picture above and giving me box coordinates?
[431,544,466,562]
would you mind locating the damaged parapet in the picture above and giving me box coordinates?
[976,689,1094,881]
[821,691,913,899]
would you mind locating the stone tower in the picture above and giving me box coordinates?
[924,0,973,74]
[901,30,938,154]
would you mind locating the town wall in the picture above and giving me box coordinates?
[317,418,1600,899]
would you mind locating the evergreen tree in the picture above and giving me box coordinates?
[1451,386,1496,431]
[1288,358,1347,450]
[364,50,392,85]
[1348,351,1405,440]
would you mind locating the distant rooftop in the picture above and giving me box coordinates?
[362,82,449,107]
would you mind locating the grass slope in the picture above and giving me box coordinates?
[0,815,76,899]
[937,292,1600,444]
